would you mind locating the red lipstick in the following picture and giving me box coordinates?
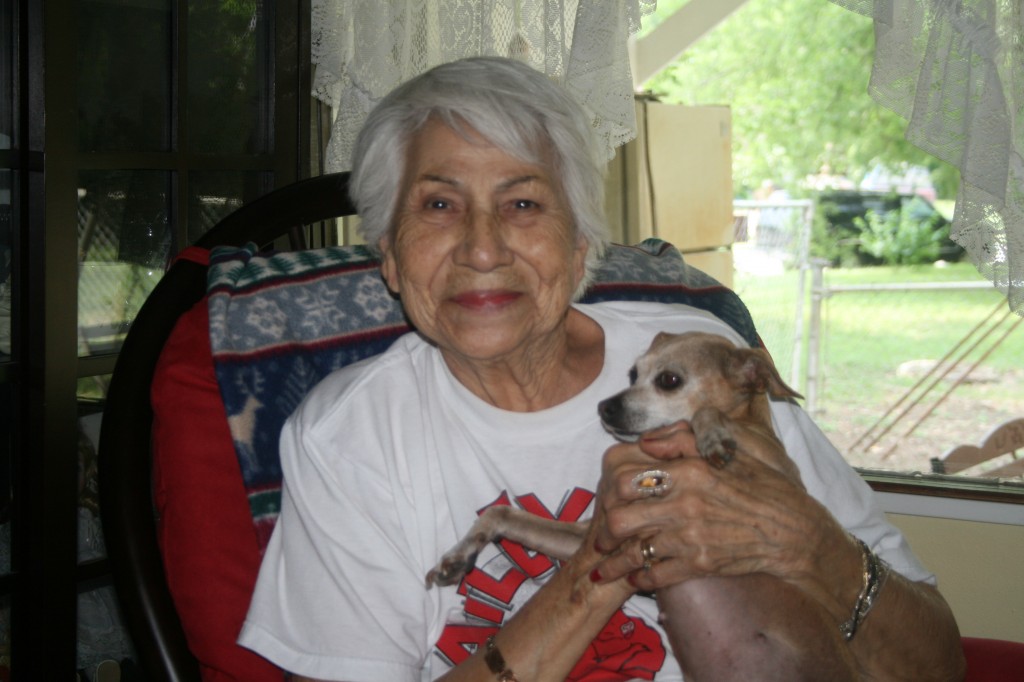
[451,290,521,309]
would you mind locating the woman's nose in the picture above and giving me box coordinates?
[454,209,514,271]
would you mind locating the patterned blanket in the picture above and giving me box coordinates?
[207,239,759,549]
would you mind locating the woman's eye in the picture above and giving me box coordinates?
[655,371,682,391]
[427,199,450,210]
[502,198,542,223]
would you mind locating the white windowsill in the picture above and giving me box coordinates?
[877,491,1024,525]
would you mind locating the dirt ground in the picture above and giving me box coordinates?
[813,368,1024,478]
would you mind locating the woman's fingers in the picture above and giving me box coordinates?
[637,420,697,459]
[591,439,688,553]
[592,447,829,589]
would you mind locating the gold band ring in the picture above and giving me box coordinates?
[640,539,657,570]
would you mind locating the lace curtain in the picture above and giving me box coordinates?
[312,0,1022,314]
[311,0,657,172]
[830,0,1023,315]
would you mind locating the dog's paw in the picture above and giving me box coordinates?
[700,437,737,469]
[425,552,479,588]
[692,407,738,469]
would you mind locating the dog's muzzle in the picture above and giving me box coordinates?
[598,394,641,442]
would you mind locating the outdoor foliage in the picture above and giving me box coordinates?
[642,0,958,199]
[809,207,861,267]
[806,192,960,267]
[856,210,945,265]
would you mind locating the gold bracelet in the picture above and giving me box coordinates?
[484,635,520,682]
[839,537,889,641]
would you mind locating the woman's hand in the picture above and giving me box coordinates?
[589,421,965,681]
[590,420,861,615]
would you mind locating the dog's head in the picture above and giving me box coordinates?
[598,331,802,442]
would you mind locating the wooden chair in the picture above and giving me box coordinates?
[931,417,1024,479]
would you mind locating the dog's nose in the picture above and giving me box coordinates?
[598,396,622,424]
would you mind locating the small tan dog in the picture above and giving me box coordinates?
[597,331,803,479]
[428,331,856,681]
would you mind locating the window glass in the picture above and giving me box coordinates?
[0,4,12,668]
[77,378,105,560]
[76,378,137,670]
[0,593,8,678]
[733,201,1024,488]
[0,170,10,361]
[0,382,11,576]
[0,0,11,150]
[188,171,273,243]
[188,0,272,155]
[78,586,135,676]
[77,170,170,356]
[78,0,173,152]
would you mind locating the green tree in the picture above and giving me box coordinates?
[643,0,957,198]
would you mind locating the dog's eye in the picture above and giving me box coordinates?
[655,371,682,391]
[628,366,638,385]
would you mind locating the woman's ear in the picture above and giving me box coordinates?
[379,237,401,294]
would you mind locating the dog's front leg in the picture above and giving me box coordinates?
[690,406,739,469]
[690,407,803,483]
[427,506,588,587]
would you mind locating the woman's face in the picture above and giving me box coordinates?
[380,119,588,366]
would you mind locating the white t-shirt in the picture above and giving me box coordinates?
[239,301,933,681]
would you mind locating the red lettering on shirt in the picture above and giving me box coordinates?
[432,489,666,679]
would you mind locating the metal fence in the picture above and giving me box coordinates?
[732,199,814,389]
[807,265,1022,473]
[731,202,1024,478]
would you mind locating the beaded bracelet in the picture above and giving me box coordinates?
[484,635,520,682]
[839,537,890,641]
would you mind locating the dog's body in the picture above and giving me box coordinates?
[428,332,856,681]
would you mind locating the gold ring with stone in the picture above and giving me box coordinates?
[631,469,672,497]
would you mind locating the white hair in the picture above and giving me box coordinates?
[348,56,610,292]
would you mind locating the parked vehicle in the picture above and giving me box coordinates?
[815,189,963,266]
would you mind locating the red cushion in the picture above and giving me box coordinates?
[152,297,283,681]
[962,636,1024,681]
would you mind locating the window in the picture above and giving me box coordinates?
[2,0,311,676]
[640,0,1023,504]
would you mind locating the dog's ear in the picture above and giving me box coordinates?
[648,331,675,351]
[730,348,803,400]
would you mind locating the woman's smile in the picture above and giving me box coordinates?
[449,289,523,311]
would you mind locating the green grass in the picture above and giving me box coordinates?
[735,262,1023,474]
[737,262,1015,364]
[734,262,1021,400]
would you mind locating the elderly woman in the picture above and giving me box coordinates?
[239,57,963,681]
